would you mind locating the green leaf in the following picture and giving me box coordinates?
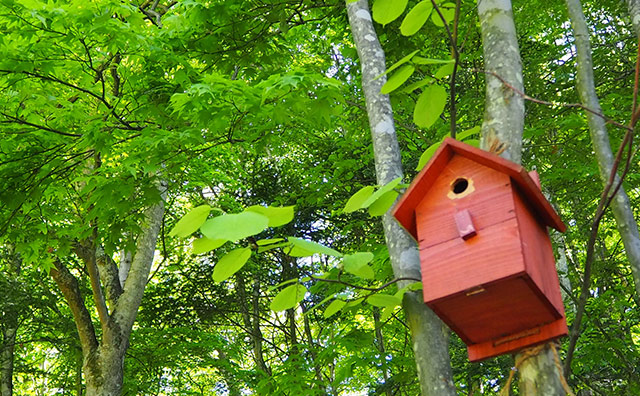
[434,62,455,79]
[464,139,481,148]
[344,297,364,308]
[431,2,455,27]
[372,0,409,25]
[380,49,420,78]
[246,205,294,227]
[368,190,399,216]
[400,1,433,36]
[343,185,375,213]
[192,237,226,254]
[212,248,252,282]
[380,65,415,94]
[343,252,375,279]
[201,211,269,242]
[270,284,307,311]
[367,293,403,308]
[256,238,285,246]
[412,57,455,65]
[380,305,398,322]
[286,237,343,257]
[416,141,442,170]
[413,84,447,129]
[324,299,347,318]
[169,205,211,237]
[402,77,433,93]
[362,177,402,208]
[456,126,481,141]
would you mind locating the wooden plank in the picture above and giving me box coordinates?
[420,218,524,302]
[513,189,566,316]
[430,276,559,344]
[393,138,566,242]
[467,318,568,362]
[415,156,515,249]
[392,145,453,240]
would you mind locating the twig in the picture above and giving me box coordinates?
[472,68,632,132]
[308,275,420,292]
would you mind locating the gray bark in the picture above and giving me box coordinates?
[51,184,166,396]
[477,0,525,163]
[346,2,456,395]
[576,0,640,301]
[477,1,566,394]
[0,325,16,396]
[626,0,640,38]
[0,253,19,396]
[0,248,21,396]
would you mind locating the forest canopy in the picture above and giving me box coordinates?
[1,0,639,395]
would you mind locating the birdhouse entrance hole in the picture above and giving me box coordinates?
[452,178,469,194]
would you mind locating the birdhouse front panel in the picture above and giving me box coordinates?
[392,138,568,362]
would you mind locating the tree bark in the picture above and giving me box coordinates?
[50,186,165,396]
[569,0,640,301]
[346,2,456,395]
[477,1,566,394]
[0,248,22,396]
[0,252,20,396]
[477,0,524,162]
[627,0,640,38]
[0,322,17,396]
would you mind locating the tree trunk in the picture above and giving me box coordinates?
[569,0,640,301]
[372,308,392,396]
[477,0,566,394]
[50,187,165,396]
[1,249,21,396]
[627,0,640,38]
[346,2,456,395]
[0,327,16,396]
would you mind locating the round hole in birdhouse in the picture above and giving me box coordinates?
[452,178,469,194]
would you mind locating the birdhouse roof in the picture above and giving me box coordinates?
[393,137,566,240]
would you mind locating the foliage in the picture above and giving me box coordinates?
[1,0,639,395]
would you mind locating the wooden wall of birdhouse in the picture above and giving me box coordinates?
[393,138,569,361]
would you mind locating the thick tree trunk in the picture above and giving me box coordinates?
[346,2,456,395]
[51,188,165,396]
[477,1,566,394]
[84,346,126,396]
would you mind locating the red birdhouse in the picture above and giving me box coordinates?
[393,137,568,361]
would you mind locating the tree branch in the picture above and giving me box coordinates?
[49,259,98,356]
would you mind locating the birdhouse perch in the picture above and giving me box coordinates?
[393,137,568,361]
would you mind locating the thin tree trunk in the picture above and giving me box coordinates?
[0,327,16,396]
[372,308,392,396]
[346,2,456,395]
[1,249,21,396]
[627,0,640,38]
[571,0,640,301]
[301,302,326,393]
[477,1,566,394]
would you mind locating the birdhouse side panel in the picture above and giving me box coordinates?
[414,155,515,249]
[513,189,566,317]
[419,218,525,302]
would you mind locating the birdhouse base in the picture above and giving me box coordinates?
[467,318,568,362]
